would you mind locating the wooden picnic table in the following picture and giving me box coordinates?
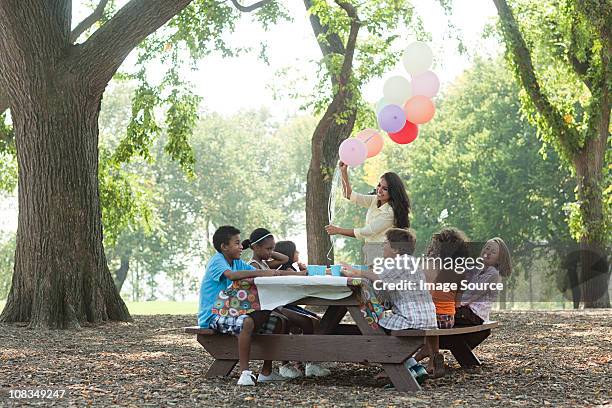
[186,290,497,392]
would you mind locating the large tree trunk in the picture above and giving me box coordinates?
[0,87,131,329]
[304,0,360,264]
[0,0,197,329]
[493,0,610,308]
[306,111,357,264]
[574,134,610,308]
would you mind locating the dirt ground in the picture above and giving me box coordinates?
[1,310,611,407]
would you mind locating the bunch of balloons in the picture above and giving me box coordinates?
[339,41,438,167]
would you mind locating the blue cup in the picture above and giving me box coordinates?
[352,264,368,271]
[307,265,326,276]
[329,265,342,276]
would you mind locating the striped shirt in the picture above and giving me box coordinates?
[374,257,437,330]
[460,266,501,322]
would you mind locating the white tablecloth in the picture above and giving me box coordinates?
[253,276,353,310]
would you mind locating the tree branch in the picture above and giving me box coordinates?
[304,0,345,55]
[70,0,110,43]
[228,0,272,13]
[492,0,578,156]
[565,13,594,90]
[335,0,360,89]
[303,0,348,86]
[76,0,193,92]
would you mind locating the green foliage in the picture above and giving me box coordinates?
[113,76,161,164]
[301,0,424,122]
[502,0,596,159]
[0,232,15,300]
[99,147,156,247]
[99,80,315,300]
[333,58,573,265]
[109,0,291,176]
[0,113,16,193]
[495,0,611,245]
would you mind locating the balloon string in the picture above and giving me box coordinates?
[326,167,341,262]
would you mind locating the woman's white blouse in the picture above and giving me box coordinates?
[349,191,395,242]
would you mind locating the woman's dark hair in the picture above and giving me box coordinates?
[378,172,411,229]
[241,228,273,250]
[274,240,297,270]
[213,225,241,253]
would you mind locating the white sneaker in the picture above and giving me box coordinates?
[305,363,331,377]
[279,364,303,379]
[237,370,256,386]
[257,371,288,382]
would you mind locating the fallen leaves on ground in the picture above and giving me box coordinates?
[0,311,611,407]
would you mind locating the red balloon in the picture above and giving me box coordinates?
[388,121,418,144]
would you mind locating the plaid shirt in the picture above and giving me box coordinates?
[374,258,437,330]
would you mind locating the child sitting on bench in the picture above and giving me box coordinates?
[342,228,436,383]
[456,237,512,325]
[242,230,330,378]
[197,225,301,386]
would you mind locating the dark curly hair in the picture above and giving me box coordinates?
[426,228,470,260]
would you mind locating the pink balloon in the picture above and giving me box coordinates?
[403,96,435,124]
[339,138,367,167]
[411,70,440,98]
[356,129,384,158]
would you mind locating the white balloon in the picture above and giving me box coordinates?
[402,41,433,75]
[382,76,412,106]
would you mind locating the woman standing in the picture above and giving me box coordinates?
[325,161,411,263]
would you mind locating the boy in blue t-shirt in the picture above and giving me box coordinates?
[198,225,298,386]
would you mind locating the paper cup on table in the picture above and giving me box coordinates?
[329,265,342,276]
[307,265,326,276]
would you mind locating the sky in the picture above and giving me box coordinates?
[187,0,501,117]
[0,0,501,277]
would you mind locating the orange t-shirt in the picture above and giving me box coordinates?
[431,289,456,316]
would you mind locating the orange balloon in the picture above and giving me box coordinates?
[403,95,435,124]
[356,129,384,158]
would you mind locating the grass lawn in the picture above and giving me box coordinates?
[125,301,197,315]
[0,300,196,316]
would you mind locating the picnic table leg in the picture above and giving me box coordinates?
[381,363,422,392]
[205,359,238,378]
[447,338,481,367]
[466,329,491,350]
[315,305,347,334]
[346,306,422,392]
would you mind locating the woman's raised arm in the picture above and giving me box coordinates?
[339,161,352,199]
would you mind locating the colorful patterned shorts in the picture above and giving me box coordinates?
[436,314,455,329]
[210,313,280,335]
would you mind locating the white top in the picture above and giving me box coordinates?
[349,192,395,242]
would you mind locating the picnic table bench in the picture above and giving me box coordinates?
[186,291,497,391]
